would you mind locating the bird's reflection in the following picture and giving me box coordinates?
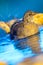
[27,34,41,53]
[14,33,41,54]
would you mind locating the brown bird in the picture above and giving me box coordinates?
[10,11,40,53]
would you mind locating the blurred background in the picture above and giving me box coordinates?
[0,0,43,21]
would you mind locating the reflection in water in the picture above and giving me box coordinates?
[26,34,41,53]
[18,27,43,65]
[0,35,35,65]
[0,27,43,65]
[14,33,41,53]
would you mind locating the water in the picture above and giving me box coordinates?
[0,0,43,21]
[39,26,43,52]
[0,34,36,65]
[0,26,43,65]
[0,27,43,65]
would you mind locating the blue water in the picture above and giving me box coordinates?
[0,0,43,21]
[0,34,36,65]
[0,27,43,65]
[0,35,35,65]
